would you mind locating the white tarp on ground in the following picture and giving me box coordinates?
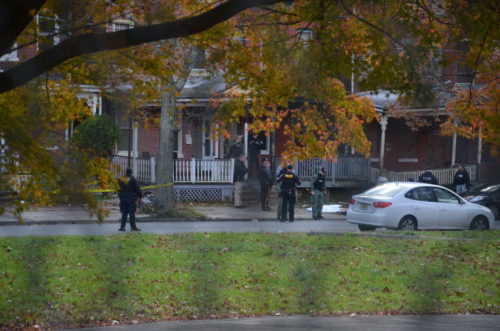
[306,204,345,213]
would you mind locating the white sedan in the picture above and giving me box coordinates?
[347,182,494,231]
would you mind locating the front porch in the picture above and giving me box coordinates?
[294,156,371,188]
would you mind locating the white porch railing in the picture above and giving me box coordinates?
[296,156,370,182]
[112,155,156,183]
[111,156,234,184]
[174,158,234,183]
[370,165,477,185]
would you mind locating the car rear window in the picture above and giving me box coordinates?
[364,185,405,197]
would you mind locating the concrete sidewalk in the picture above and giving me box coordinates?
[64,315,500,331]
[0,202,346,225]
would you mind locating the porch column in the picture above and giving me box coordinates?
[379,114,388,169]
[451,131,457,166]
[215,124,219,158]
[244,122,249,180]
[243,122,248,161]
[477,131,482,164]
[132,121,138,176]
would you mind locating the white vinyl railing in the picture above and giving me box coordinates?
[295,156,370,181]
[111,155,156,183]
[112,156,234,184]
[370,165,477,185]
[174,158,234,183]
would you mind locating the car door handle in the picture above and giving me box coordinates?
[413,206,421,210]
[440,208,447,212]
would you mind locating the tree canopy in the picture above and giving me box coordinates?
[0,0,498,212]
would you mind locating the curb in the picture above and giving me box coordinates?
[0,217,347,226]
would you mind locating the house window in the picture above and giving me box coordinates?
[113,19,134,32]
[258,131,271,155]
[118,128,132,151]
[201,118,217,159]
[116,113,134,156]
[173,129,183,158]
[296,28,313,42]
[37,15,60,51]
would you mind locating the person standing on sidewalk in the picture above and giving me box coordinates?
[233,154,248,209]
[259,159,274,211]
[311,167,326,220]
[418,167,438,185]
[276,162,288,220]
[278,165,301,222]
[453,164,471,194]
[117,168,142,232]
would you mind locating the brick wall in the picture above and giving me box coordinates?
[136,116,199,160]
[137,122,160,158]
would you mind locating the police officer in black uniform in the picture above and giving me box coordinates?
[118,168,142,232]
[418,167,438,185]
[278,165,301,222]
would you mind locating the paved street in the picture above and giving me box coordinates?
[0,220,356,237]
[0,204,347,225]
[65,315,500,331]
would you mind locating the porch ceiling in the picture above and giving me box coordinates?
[356,90,447,116]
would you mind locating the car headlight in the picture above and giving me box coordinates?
[469,196,486,203]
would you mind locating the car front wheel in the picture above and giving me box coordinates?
[470,216,489,230]
[358,224,376,231]
[398,216,417,231]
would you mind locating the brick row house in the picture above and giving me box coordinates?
[3,10,499,203]
[102,26,500,202]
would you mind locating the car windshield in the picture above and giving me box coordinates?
[480,185,500,193]
[364,185,406,197]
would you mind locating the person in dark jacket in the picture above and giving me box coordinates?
[228,135,244,159]
[233,154,248,208]
[248,133,264,177]
[118,168,142,231]
[418,168,438,185]
[277,165,301,222]
[259,159,274,211]
[276,162,289,220]
[453,164,470,194]
[311,167,326,220]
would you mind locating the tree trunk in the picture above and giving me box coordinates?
[153,90,176,214]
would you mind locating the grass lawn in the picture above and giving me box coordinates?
[1,232,499,329]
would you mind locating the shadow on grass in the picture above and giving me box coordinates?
[6,237,59,327]
[185,234,228,318]
[1,231,496,328]
[290,235,344,315]
[75,235,145,323]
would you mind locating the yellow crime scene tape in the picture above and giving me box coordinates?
[50,182,174,194]
[88,182,174,193]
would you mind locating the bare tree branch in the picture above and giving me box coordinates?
[0,0,287,93]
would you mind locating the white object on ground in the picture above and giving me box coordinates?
[306,204,345,213]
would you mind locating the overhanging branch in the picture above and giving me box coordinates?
[0,0,286,93]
